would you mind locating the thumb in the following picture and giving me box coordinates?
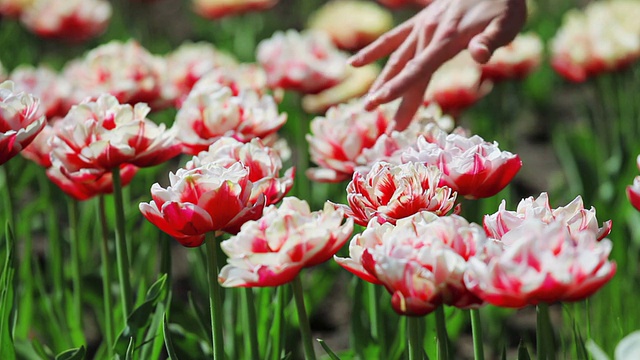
[468,1,527,64]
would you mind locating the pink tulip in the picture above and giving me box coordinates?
[481,33,543,82]
[47,163,138,201]
[465,220,616,307]
[193,0,278,19]
[50,94,180,182]
[257,30,347,94]
[340,161,457,226]
[158,42,238,108]
[20,0,111,42]
[550,1,640,82]
[219,197,353,287]
[186,137,294,206]
[336,212,488,316]
[140,162,265,247]
[0,81,45,165]
[627,155,640,211]
[306,99,394,182]
[10,65,72,119]
[308,0,393,51]
[173,84,286,155]
[483,192,612,243]
[63,40,163,107]
[401,123,522,199]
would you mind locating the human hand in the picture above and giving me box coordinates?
[349,0,527,130]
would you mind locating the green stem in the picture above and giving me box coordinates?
[407,317,422,360]
[241,288,259,359]
[537,303,555,360]
[98,196,115,357]
[271,286,285,360]
[368,283,386,355]
[584,299,591,342]
[112,167,132,323]
[37,172,63,300]
[291,275,316,360]
[67,198,84,344]
[1,164,15,232]
[435,306,449,360]
[205,232,225,360]
[470,309,485,360]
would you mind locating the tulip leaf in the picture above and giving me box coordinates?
[125,337,135,360]
[517,339,531,360]
[54,346,86,360]
[1,223,16,360]
[317,339,341,360]
[114,274,168,356]
[163,313,179,360]
[187,291,211,342]
[164,322,209,359]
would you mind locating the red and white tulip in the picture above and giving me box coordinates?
[336,212,487,316]
[340,161,457,226]
[0,80,45,165]
[140,162,265,247]
[174,84,286,155]
[186,137,294,206]
[219,197,353,287]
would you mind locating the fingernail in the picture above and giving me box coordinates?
[347,55,358,65]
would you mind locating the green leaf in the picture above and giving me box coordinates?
[317,339,341,360]
[163,314,178,360]
[517,339,531,360]
[501,345,507,360]
[1,223,16,360]
[114,274,168,356]
[55,346,86,360]
[125,337,135,360]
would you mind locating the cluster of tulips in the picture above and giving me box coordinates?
[2,0,640,359]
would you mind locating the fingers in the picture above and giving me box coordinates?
[366,18,464,107]
[468,0,528,63]
[365,28,418,109]
[393,78,430,131]
[348,17,416,67]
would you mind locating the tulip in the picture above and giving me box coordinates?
[46,163,138,201]
[190,64,273,101]
[63,40,163,107]
[336,212,488,316]
[21,122,55,167]
[401,123,522,199]
[0,0,33,17]
[174,84,286,155]
[307,0,393,51]
[423,51,493,114]
[481,32,543,82]
[340,161,457,226]
[483,192,612,243]
[193,0,278,19]
[628,178,640,212]
[158,42,237,108]
[140,162,265,246]
[20,0,111,42]
[10,65,72,119]
[464,220,616,307]
[550,1,640,82]
[219,197,353,287]
[186,137,294,206]
[306,98,395,182]
[50,94,180,182]
[0,80,45,165]
[257,30,348,94]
